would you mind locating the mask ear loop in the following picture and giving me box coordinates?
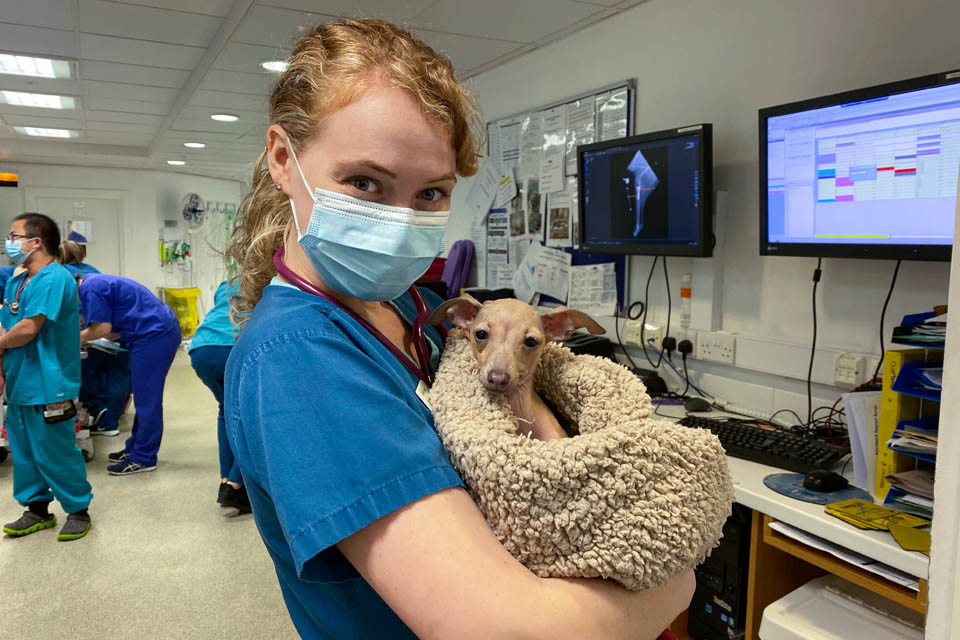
[284,134,316,240]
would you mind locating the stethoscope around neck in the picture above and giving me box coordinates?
[271,248,447,386]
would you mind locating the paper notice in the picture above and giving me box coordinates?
[519,112,543,179]
[567,262,617,317]
[539,106,566,193]
[487,122,501,172]
[565,98,596,176]
[498,119,521,171]
[511,241,541,304]
[533,245,572,302]
[509,236,532,267]
[508,188,526,238]
[470,220,487,287]
[496,167,518,210]
[465,158,501,221]
[523,176,544,241]
[546,190,572,247]
[485,211,509,287]
[597,88,629,141]
[494,264,515,289]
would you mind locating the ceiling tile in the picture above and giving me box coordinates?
[77,0,223,48]
[84,120,159,134]
[1,0,75,31]
[79,61,191,89]
[161,131,244,144]
[82,80,179,103]
[106,0,235,17]
[234,5,334,48]
[412,30,523,74]
[81,133,152,146]
[0,23,80,59]
[213,42,285,73]
[258,0,437,24]
[414,0,602,43]
[80,34,205,70]
[188,90,267,113]
[198,69,274,95]
[3,114,85,128]
[82,110,165,125]
[83,97,172,115]
[0,76,82,95]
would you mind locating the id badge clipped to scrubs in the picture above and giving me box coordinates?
[415,380,432,414]
[43,399,78,424]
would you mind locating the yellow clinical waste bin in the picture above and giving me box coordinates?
[163,287,202,337]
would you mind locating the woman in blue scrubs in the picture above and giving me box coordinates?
[223,19,693,640]
[59,240,100,277]
[1,213,92,541]
[188,279,249,512]
[77,275,181,475]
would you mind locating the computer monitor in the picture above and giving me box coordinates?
[760,69,960,261]
[578,124,713,257]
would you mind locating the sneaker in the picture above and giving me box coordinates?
[3,511,57,537]
[107,450,129,463]
[89,425,120,437]
[58,513,92,541]
[107,460,156,475]
[220,484,252,514]
[89,408,107,427]
[217,483,231,506]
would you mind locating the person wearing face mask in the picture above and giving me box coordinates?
[224,19,693,640]
[76,275,181,475]
[0,213,92,541]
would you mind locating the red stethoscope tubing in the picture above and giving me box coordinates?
[272,249,445,386]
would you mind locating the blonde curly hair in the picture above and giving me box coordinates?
[226,18,482,322]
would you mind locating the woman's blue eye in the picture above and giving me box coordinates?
[420,188,445,202]
[350,178,377,193]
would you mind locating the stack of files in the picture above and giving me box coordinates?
[825,498,930,531]
[892,311,946,348]
[842,391,881,494]
[887,417,938,463]
[891,361,943,401]
[884,469,934,519]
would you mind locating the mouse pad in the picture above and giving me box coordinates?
[763,473,873,505]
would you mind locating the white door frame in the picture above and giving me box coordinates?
[23,187,128,275]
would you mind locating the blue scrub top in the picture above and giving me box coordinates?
[225,284,461,640]
[1,262,81,405]
[188,280,239,352]
[64,263,101,277]
[77,274,179,346]
[0,265,15,293]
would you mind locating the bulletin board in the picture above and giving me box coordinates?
[472,80,636,311]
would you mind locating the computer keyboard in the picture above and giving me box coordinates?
[678,416,849,474]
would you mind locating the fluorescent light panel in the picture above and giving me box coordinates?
[210,113,238,122]
[13,126,76,138]
[183,142,205,148]
[260,60,288,72]
[167,160,186,165]
[0,54,73,79]
[0,90,76,109]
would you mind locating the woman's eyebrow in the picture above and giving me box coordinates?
[334,159,455,184]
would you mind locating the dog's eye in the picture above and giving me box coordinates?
[474,329,489,341]
[523,337,540,349]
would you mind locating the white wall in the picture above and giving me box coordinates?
[0,163,245,316]
[448,0,958,398]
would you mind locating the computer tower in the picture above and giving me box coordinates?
[688,503,752,639]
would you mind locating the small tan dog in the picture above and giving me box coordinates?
[429,295,606,441]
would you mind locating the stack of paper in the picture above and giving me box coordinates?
[842,391,881,494]
[825,498,930,531]
[885,468,935,518]
[887,419,938,462]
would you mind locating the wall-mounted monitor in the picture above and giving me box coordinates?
[760,69,960,261]
[578,124,713,257]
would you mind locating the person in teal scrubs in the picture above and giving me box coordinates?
[0,213,92,541]
[188,279,249,512]
[59,240,101,277]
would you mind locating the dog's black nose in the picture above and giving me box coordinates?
[486,371,510,390]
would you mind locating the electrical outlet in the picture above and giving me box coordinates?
[645,324,663,351]
[696,331,736,364]
[834,353,866,387]
[623,321,662,350]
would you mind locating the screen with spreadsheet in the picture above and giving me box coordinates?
[760,70,960,260]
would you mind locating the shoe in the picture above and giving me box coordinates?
[90,408,107,427]
[3,511,57,536]
[107,450,129,463]
[220,484,252,514]
[217,483,231,506]
[89,425,120,437]
[108,460,156,475]
[58,513,91,541]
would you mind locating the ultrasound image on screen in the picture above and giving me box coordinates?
[609,146,668,239]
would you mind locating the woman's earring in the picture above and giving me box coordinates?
[274,182,282,191]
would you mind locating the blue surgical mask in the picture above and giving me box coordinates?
[5,239,32,266]
[287,141,448,301]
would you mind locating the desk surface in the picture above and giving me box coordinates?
[656,405,930,580]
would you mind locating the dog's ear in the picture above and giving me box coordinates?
[540,307,606,341]
[429,294,483,328]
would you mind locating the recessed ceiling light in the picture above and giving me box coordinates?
[210,113,238,122]
[0,54,73,79]
[0,90,76,109]
[260,60,289,73]
[13,126,76,138]
[183,142,206,149]
[167,160,186,166]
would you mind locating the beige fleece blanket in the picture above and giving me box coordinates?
[428,331,734,591]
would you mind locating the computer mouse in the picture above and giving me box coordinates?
[684,397,713,413]
[802,469,849,493]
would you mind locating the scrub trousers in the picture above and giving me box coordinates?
[80,348,131,430]
[123,327,182,467]
[6,403,92,514]
[189,345,241,484]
